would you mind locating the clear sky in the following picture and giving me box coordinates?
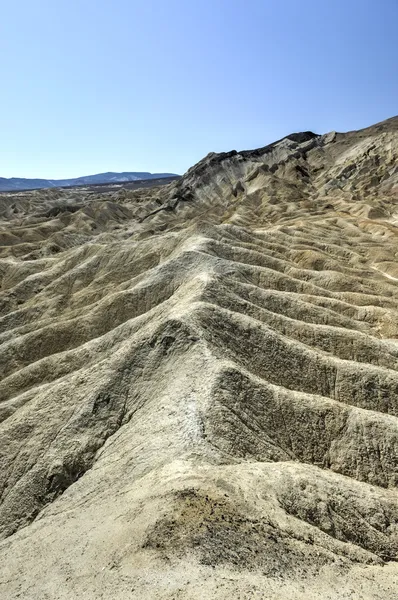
[1,0,397,178]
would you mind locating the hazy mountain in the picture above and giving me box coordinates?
[0,171,179,192]
[1,116,398,599]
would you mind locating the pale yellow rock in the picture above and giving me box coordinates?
[1,117,398,599]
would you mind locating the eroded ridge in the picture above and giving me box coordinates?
[1,116,398,599]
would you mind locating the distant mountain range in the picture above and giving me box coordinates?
[0,171,179,192]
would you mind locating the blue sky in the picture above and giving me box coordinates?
[1,0,397,178]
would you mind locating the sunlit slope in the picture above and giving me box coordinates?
[1,117,398,599]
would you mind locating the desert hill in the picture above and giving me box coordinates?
[0,116,398,599]
[0,171,179,192]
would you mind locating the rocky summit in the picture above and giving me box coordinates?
[0,116,398,599]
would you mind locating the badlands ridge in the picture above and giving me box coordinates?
[0,117,398,598]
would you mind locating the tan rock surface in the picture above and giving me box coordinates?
[1,117,398,598]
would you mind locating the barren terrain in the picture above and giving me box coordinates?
[1,117,398,599]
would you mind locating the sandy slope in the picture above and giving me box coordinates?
[1,117,398,599]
